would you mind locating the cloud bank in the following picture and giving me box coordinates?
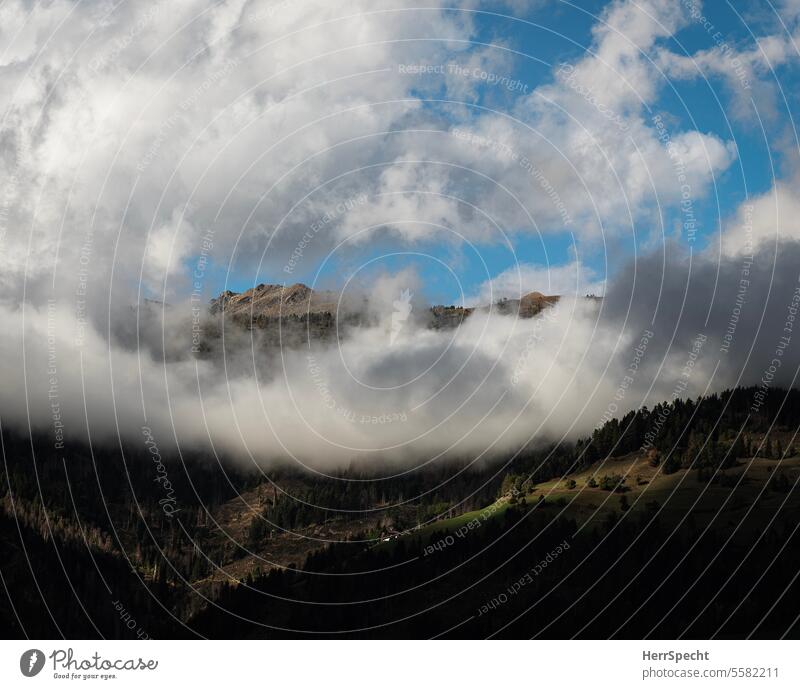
[1,0,798,471]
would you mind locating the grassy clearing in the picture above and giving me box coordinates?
[393,452,800,549]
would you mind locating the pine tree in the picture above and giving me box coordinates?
[731,435,746,461]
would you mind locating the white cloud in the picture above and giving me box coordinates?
[467,260,605,305]
[720,179,800,257]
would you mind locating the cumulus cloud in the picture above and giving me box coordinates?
[0,1,480,302]
[719,179,800,257]
[0,0,738,312]
[428,0,738,242]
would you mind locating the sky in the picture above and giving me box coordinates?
[3,0,799,311]
[3,1,800,468]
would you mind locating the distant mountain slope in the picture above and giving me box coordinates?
[209,283,340,319]
[208,283,564,332]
